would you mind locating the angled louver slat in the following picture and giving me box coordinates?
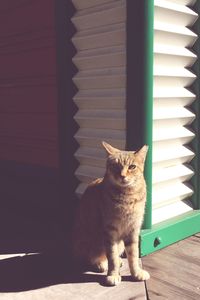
[154,87,195,98]
[75,165,105,184]
[166,1,196,6]
[152,200,193,225]
[74,88,126,109]
[72,1,126,31]
[154,0,197,27]
[72,0,117,11]
[153,125,195,146]
[75,147,106,168]
[72,46,126,71]
[153,164,194,184]
[154,24,197,48]
[75,128,126,150]
[152,181,193,209]
[73,67,126,90]
[74,109,126,130]
[72,23,126,51]
[154,45,197,69]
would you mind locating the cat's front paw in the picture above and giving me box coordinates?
[106,274,121,286]
[132,268,150,281]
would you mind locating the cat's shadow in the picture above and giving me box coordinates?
[0,252,117,292]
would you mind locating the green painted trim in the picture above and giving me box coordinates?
[143,0,154,230]
[190,1,200,210]
[126,0,153,229]
[140,210,200,257]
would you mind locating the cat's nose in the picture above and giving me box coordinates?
[120,170,127,178]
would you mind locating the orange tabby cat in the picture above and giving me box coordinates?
[72,141,150,286]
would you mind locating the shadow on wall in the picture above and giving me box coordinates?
[0,160,82,292]
[0,2,79,288]
[0,163,59,251]
[0,0,79,287]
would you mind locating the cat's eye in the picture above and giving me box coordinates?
[128,164,136,170]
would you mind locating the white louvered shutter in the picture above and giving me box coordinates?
[152,0,198,224]
[71,0,198,225]
[71,0,127,197]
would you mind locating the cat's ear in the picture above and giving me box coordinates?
[102,141,120,155]
[135,145,148,164]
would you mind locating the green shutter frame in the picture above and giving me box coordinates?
[143,0,154,230]
[139,0,200,256]
[191,0,200,211]
[126,0,154,229]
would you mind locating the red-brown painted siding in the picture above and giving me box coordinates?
[0,0,59,167]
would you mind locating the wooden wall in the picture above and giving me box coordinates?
[0,0,76,252]
[0,0,59,167]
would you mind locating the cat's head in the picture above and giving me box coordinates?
[102,141,148,187]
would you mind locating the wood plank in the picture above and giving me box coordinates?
[142,235,200,299]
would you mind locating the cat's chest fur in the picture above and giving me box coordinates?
[101,183,146,239]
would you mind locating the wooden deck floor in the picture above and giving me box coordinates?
[142,233,200,300]
[0,254,146,300]
[0,234,199,299]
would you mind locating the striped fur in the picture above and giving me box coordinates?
[72,142,150,285]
